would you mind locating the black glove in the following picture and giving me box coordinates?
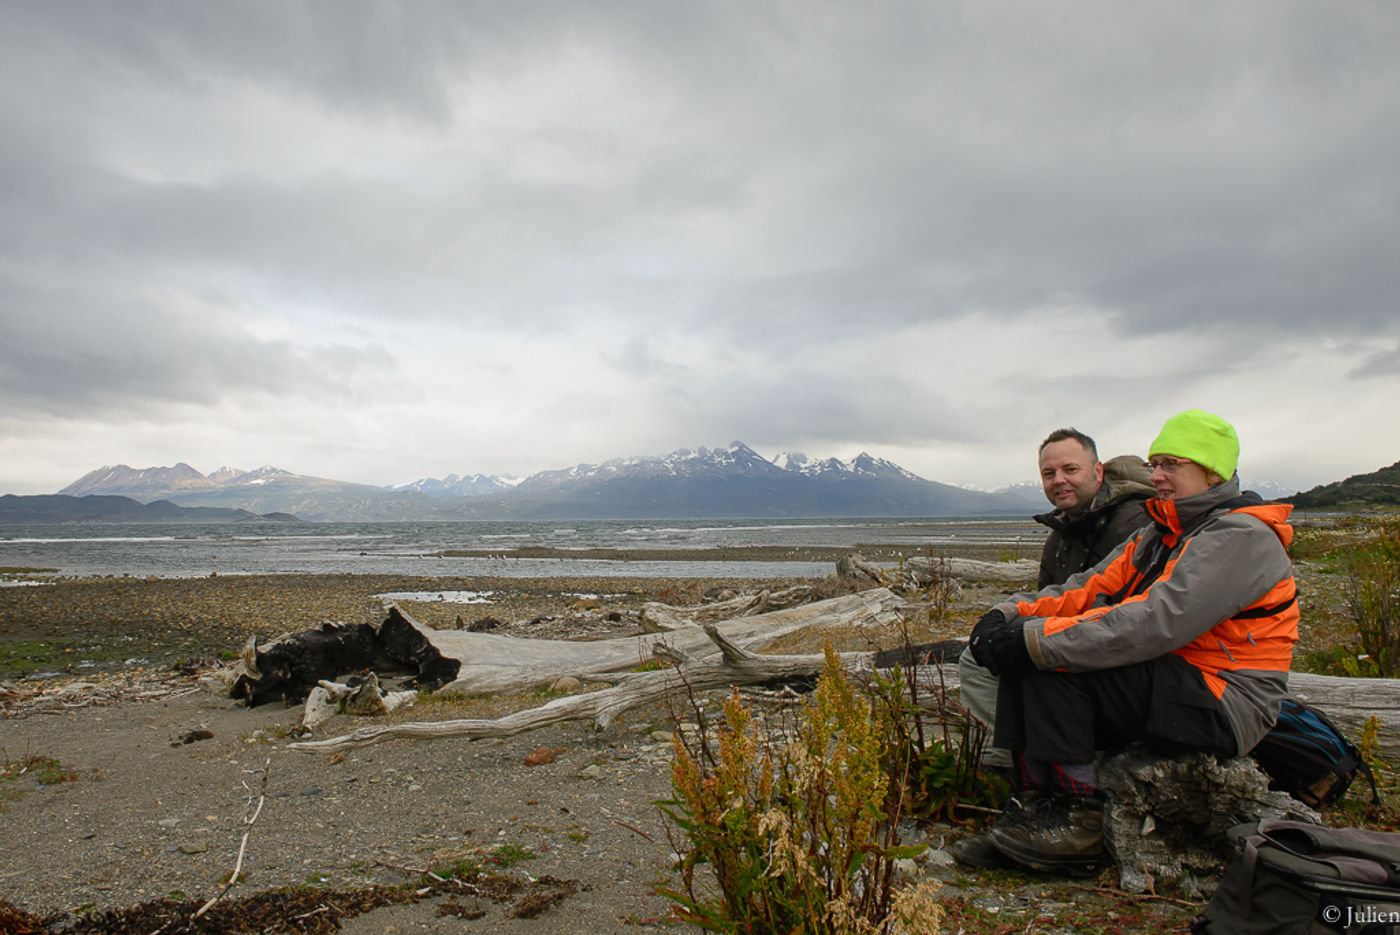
[968,609,1007,671]
[968,609,1031,677]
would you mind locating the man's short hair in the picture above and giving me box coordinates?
[1039,428,1099,461]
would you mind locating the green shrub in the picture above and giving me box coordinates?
[1,749,78,785]
[489,844,536,867]
[1343,518,1400,677]
[659,643,943,934]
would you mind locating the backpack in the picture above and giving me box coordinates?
[1251,699,1381,810]
[1192,820,1400,934]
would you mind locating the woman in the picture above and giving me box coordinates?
[955,408,1298,874]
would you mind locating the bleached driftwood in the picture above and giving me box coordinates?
[301,672,417,731]
[289,624,888,753]
[287,617,1399,769]
[1287,671,1400,762]
[421,587,905,695]
[1098,749,1320,896]
[639,585,815,632]
[905,556,1038,585]
[223,588,906,707]
[836,553,888,583]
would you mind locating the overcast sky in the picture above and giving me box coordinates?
[2,2,1397,497]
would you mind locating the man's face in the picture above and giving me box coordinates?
[1039,439,1104,513]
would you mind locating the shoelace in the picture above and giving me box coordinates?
[996,793,1055,829]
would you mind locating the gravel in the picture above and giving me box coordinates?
[0,570,878,931]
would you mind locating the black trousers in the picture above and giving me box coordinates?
[992,654,1238,765]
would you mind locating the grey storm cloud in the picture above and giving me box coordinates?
[1,1,1397,491]
[0,272,396,418]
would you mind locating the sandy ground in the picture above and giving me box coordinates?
[0,561,1219,933]
[2,671,685,932]
[0,567,978,933]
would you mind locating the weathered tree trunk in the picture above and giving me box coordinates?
[904,556,1038,585]
[1285,671,1400,762]
[221,588,907,706]
[289,643,1400,772]
[418,587,905,695]
[835,553,888,583]
[639,585,815,632]
[289,624,869,753]
[1097,749,1320,896]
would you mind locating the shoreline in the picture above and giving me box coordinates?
[0,569,869,682]
[0,566,943,928]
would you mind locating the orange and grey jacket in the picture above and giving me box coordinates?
[992,475,1298,755]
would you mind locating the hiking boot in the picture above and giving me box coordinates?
[949,832,1014,869]
[949,790,1049,871]
[986,795,1104,876]
[994,789,1052,826]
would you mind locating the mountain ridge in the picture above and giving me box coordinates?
[53,442,1042,521]
[1283,460,1400,509]
[0,493,302,525]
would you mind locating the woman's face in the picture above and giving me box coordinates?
[1149,455,1215,500]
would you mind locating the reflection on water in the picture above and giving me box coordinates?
[373,590,495,603]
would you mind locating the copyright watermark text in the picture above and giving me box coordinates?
[1322,903,1400,928]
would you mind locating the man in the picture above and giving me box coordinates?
[956,429,1154,794]
[958,409,1298,875]
[1032,428,1155,590]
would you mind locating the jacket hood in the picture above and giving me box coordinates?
[1101,455,1157,506]
[1234,501,1295,548]
[1146,474,1294,547]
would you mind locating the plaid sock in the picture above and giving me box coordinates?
[1015,753,1049,791]
[1051,762,1098,798]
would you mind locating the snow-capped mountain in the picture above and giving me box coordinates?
[59,463,383,517]
[60,462,212,498]
[773,451,918,479]
[54,442,1036,520]
[393,473,522,497]
[1245,479,1299,501]
[495,441,1031,518]
[521,442,788,490]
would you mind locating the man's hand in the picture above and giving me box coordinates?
[968,609,1031,677]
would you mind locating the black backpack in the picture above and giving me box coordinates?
[1193,820,1400,934]
[1251,699,1381,809]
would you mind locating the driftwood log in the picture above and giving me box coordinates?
[217,588,906,707]
[835,553,888,583]
[1286,671,1400,761]
[301,673,418,731]
[1097,749,1320,896]
[424,587,904,694]
[285,636,1400,771]
[904,556,1039,586]
[289,623,878,753]
[640,585,815,631]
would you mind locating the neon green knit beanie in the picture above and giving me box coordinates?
[1149,409,1239,480]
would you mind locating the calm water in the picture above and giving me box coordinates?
[0,516,1046,581]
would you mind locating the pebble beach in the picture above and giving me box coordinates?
[0,553,954,932]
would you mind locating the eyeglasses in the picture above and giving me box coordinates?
[1148,456,1194,474]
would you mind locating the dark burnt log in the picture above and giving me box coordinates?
[869,638,967,669]
[232,621,392,708]
[378,605,462,691]
[231,611,461,708]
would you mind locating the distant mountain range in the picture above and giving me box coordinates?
[0,493,300,525]
[49,442,1042,522]
[11,442,1319,524]
[1283,460,1400,509]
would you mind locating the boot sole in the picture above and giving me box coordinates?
[986,833,1102,877]
[949,842,1017,870]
